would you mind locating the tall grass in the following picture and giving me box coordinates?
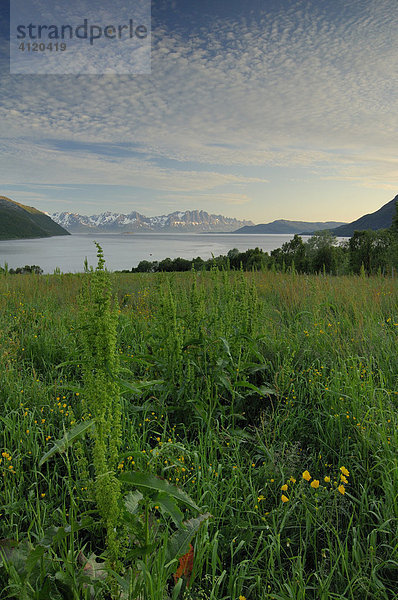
[0,268,397,599]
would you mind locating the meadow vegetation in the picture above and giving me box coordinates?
[0,251,397,599]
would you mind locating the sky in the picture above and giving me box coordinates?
[0,0,397,223]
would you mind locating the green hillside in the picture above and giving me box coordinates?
[0,196,70,240]
[330,194,398,236]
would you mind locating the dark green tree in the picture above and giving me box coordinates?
[305,230,338,273]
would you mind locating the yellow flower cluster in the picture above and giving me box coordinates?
[279,476,298,503]
[337,466,350,494]
[299,466,350,496]
[1,451,15,473]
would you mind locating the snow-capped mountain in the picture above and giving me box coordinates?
[50,210,254,233]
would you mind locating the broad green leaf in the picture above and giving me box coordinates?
[219,337,232,359]
[235,381,275,395]
[120,356,156,367]
[124,490,144,514]
[39,526,69,548]
[39,517,93,548]
[218,374,232,392]
[120,471,199,511]
[172,577,184,599]
[0,539,19,566]
[166,513,211,562]
[247,363,268,374]
[78,552,107,581]
[118,378,163,395]
[25,545,46,575]
[258,385,275,395]
[124,544,156,562]
[39,420,94,466]
[38,579,63,600]
[105,365,162,395]
[153,492,184,527]
[107,569,131,595]
[230,428,255,441]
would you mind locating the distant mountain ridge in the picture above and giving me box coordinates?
[0,196,69,240]
[329,195,398,236]
[51,210,254,233]
[233,220,347,234]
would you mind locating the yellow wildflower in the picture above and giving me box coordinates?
[340,466,349,476]
[281,484,288,491]
[281,495,289,503]
[302,470,311,481]
[324,476,330,483]
[340,474,348,484]
[310,479,320,489]
[337,485,345,495]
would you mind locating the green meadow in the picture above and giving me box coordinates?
[0,255,397,599]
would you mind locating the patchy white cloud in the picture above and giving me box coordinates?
[10,0,151,74]
[1,0,397,217]
[0,139,267,191]
[319,153,398,189]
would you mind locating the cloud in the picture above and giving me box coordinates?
[1,0,397,197]
[10,0,151,74]
[320,153,398,191]
[0,139,267,191]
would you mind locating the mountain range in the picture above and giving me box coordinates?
[233,220,346,234]
[0,196,69,240]
[2,193,397,241]
[50,210,254,233]
[233,194,397,235]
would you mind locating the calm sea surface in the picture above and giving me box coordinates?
[0,233,314,274]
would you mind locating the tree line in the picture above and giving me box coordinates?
[0,264,43,275]
[121,203,398,276]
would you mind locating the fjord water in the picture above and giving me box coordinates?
[0,232,313,274]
